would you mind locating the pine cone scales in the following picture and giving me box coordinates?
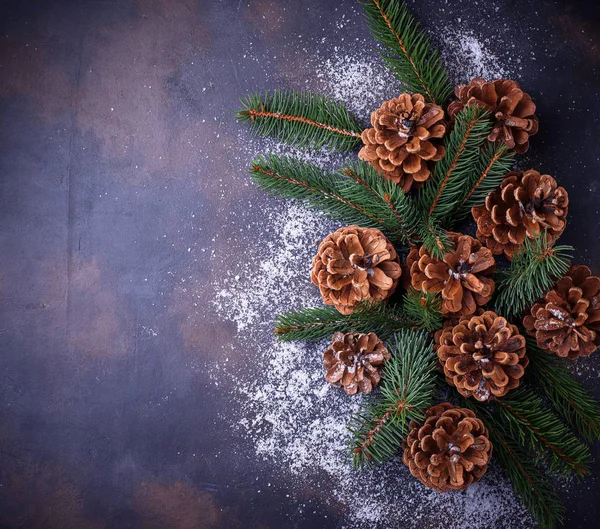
[323,332,390,395]
[472,170,569,259]
[408,233,496,316]
[448,78,539,153]
[311,226,402,315]
[403,403,492,492]
[358,93,446,192]
[523,266,600,359]
[438,311,528,401]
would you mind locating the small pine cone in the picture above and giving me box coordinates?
[472,170,569,260]
[358,93,446,192]
[438,311,528,401]
[402,402,492,492]
[323,332,390,395]
[523,266,600,359]
[311,226,401,315]
[447,78,538,153]
[409,233,495,317]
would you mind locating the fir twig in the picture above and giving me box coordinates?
[420,104,493,220]
[418,217,453,259]
[452,142,515,222]
[402,289,442,332]
[494,385,591,476]
[348,330,438,467]
[459,397,566,529]
[237,90,362,152]
[275,303,415,342]
[493,235,573,318]
[526,338,600,443]
[361,0,453,104]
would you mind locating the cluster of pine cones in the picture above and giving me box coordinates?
[309,77,598,493]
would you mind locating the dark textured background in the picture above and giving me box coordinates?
[1,0,599,527]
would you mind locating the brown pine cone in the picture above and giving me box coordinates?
[447,78,538,153]
[409,233,495,316]
[402,402,492,492]
[438,311,528,401]
[323,332,390,395]
[523,266,600,359]
[311,226,402,315]
[472,170,569,260]
[358,93,446,192]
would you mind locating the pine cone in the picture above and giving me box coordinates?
[323,332,390,395]
[311,226,402,315]
[523,266,600,359]
[409,233,495,316]
[358,93,446,192]
[472,170,569,259]
[447,78,539,153]
[437,311,528,401]
[402,402,492,492]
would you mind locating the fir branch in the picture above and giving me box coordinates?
[250,154,387,228]
[418,217,453,259]
[237,90,362,152]
[361,0,453,104]
[349,330,438,467]
[452,142,515,222]
[494,385,591,476]
[459,398,566,529]
[402,288,442,332]
[274,303,415,342]
[340,160,422,245]
[420,104,493,220]
[526,338,600,443]
[493,235,573,318]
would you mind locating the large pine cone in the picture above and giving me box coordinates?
[447,78,538,153]
[323,332,390,395]
[438,311,528,401]
[472,170,569,260]
[311,226,402,315]
[402,403,492,492]
[523,266,600,359]
[358,93,446,192]
[408,233,495,316]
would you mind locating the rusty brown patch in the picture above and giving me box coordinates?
[132,480,221,529]
[549,11,600,63]
[0,462,104,529]
[243,0,288,42]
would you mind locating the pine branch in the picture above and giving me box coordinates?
[417,217,453,260]
[493,235,573,318]
[361,0,453,104]
[402,288,442,332]
[420,104,493,221]
[348,330,438,467]
[237,90,362,152]
[526,338,600,443]
[250,154,387,228]
[275,303,415,342]
[459,397,566,529]
[494,385,591,476]
[340,160,422,245]
[451,142,515,223]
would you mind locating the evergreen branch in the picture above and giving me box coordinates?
[420,105,493,220]
[237,90,362,152]
[417,217,453,259]
[349,330,438,467]
[494,385,591,476]
[340,160,422,245]
[274,303,415,342]
[493,235,573,318]
[459,397,566,529]
[402,288,442,332]
[452,142,515,222]
[250,154,387,228]
[361,0,453,104]
[526,338,600,443]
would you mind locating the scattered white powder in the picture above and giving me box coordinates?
[210,11,536,528]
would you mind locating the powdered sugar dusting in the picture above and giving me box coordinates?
[210,9,535,528]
